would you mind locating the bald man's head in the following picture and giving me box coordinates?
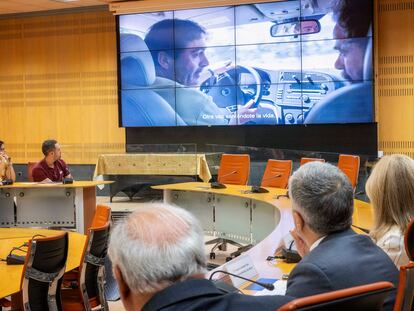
[124,204,191,246]
[108,203,206,294]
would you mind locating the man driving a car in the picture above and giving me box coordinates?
[332,0,372,82]
[145,19,256,126]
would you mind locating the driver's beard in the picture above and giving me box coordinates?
[177,71,200,87]
[341,70,353,82]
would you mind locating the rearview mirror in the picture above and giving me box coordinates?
[270,19,321,37]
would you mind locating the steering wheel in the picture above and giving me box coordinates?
[200,65,263,109]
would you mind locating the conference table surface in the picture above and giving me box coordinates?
[153,182,373,230]
[0,180,113,189]
[154,182,374,292]
[0,228,86,299]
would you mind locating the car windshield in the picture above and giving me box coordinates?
[205,13,339,77]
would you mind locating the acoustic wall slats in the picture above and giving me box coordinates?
[1,0,414,162]
[0,10,124,164]
[377,0,414,157]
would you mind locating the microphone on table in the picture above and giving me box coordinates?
[251,174,282,193]
[210,171,237,189]
[352,224,370,234]
[63,177,73,184]
[1,179,13,186]
[209,270,275,291]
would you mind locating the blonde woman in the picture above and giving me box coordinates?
[366,154,414,267]
[0,140,15,182]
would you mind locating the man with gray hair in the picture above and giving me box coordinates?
[109,203,292,311]
[284,162,398,311]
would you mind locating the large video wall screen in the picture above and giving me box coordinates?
[118,0,373,127]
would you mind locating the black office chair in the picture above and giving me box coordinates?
[61,222,110,311]
[277,281,394,311]
[20,232,69,311]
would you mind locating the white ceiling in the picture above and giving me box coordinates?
[0,0,118,15]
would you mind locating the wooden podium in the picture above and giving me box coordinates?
[0,181,111,233]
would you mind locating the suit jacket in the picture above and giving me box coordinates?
[285,228,399,311]
[142,278,293,311]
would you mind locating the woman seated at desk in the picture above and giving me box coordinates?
[366,154,414,268]
[0,140,16,183]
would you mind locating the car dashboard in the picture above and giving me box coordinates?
[252,68,345,124]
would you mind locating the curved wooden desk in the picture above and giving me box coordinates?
[154,182,373,290]
[0,228,86,299]
[154,182,372,243]
[0,181,112,233]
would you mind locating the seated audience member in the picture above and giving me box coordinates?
[32,139,72,182]
[286,162,399,311]
[108,203,293,311]
[366,154,414,268]
[0,140,16,182]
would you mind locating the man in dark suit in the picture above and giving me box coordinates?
[286,162,399,311]
[108,203,293,311]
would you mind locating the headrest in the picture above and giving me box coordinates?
[363,25,373,81]
[304,82,373,124]
[120,34,156,88]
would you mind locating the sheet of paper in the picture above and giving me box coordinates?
[225,254,257,288]
[253,280,287,296]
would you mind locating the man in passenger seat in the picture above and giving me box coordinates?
[332,0,372,82]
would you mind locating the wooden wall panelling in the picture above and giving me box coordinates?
[377,0,414,157]
[2,0,414,162]
[78,12,123,162]
[0,10,125,165]
[0,19,26,163]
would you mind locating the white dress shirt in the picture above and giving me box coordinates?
[376,225,409,268]
[309,236,326,252]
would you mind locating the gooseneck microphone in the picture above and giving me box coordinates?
[209,270,275,291]
[211,170,237,189]
[1,179,13,186]
[251,173,282,193]
[351,224,370,234]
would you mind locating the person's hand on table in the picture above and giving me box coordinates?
[0,152,10,163]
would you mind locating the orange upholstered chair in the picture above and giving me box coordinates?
[261,159,292,189]
[61,222,110,311]
[217,154,250,185]
[27,161,38,182]
[300,157,325,166]
[404,218,414,261]
[64,205,111,283]
[337,154,360,190]
[393,262,414,311]
[278,281,394,311]
[91,204,111,228]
